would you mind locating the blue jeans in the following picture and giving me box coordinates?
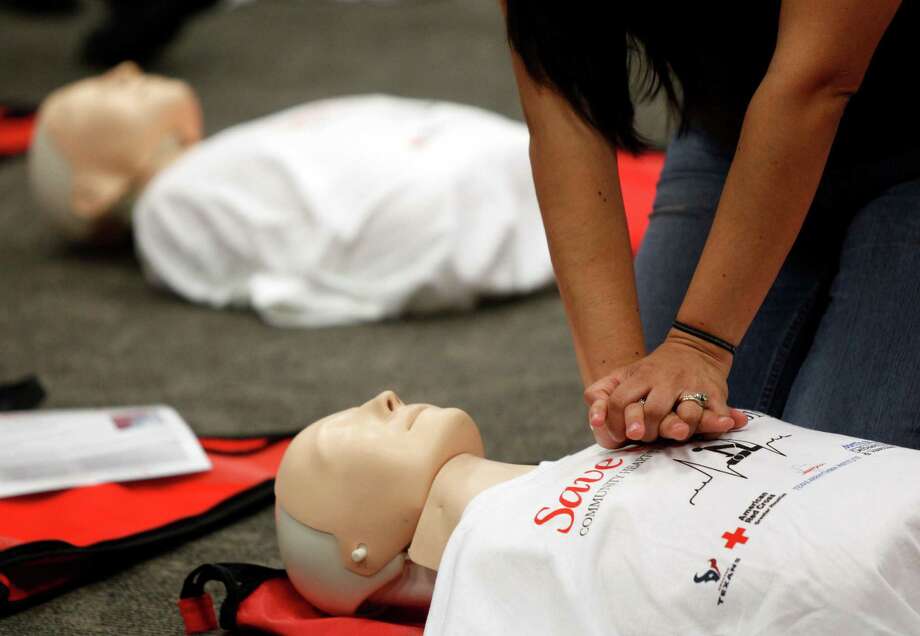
[635,130,920,449]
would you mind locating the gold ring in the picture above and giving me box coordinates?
[677,392,709,409]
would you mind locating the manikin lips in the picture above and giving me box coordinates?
[395,404,428,432]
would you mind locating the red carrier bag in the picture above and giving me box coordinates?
[616,150,665,255]
[0,102,36,159]
[0,394,293,617]
[178,562,426,635]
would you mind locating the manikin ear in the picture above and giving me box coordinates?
[71,171,132,220]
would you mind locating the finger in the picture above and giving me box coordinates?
[707,396,739,432]
[588,398,607,434]
[675,400,704,438]
[658,411,690,441]
[585,377,617,445]
[589,409,619,449]
[728,408,749,430]
[584,375,621,407]
[605,399,629,444]
[622,401,645,444]
[693,391,735,435]
[608,381,649,443]
[630,388,672,442]
[698,408,736,435]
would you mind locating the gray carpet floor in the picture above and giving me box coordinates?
[0,2,668,633]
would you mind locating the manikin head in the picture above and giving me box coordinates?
[274,391,484,615]
[28,62,202,242]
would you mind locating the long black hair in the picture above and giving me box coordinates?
[505,2,774,153]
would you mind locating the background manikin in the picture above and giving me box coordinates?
[28,62,202,242]
[29,65,554,327]
[275,391,920,635]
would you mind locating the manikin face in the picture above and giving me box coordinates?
[275,391,484,576]
[36,62,202,223]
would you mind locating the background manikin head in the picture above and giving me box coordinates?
[274,390,484,615]
[28,62,202,242]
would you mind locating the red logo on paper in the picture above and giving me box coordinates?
[722,527,749,549]
[532,457,624,534]
[111,412,159,430]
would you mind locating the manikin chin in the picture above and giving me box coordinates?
[273,390,534,616]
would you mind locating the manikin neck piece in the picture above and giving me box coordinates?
[365,558,438,609]
[407,453,535,570]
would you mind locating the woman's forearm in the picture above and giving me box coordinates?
[530,131,645,386]
[676,0,901,349]
[676,76,851,347]
[510,47,645,386]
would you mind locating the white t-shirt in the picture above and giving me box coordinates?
[134,95,553,327]
[426,415,920,635]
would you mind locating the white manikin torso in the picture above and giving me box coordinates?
[134,95,553,327]
[425,415,920,635]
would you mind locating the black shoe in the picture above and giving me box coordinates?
[0,0,80,16]
[80,0,220,68]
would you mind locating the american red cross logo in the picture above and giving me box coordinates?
[722,527,748,549]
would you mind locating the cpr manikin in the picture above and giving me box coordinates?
[274,390,533,615]
[29,67,553,326]
[276,391,920,635]
[29,62,202,242]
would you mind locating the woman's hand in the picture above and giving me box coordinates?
[583,330,748,448]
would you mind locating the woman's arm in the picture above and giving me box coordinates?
[603,0,902,443]
[510,49,646,389]
[679,0,902,347]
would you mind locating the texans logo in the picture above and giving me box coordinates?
[694,558,721,584]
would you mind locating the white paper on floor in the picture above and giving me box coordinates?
[0,406,210,498]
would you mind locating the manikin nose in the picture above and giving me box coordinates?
[106,61,142,82]
[374,390,404,414]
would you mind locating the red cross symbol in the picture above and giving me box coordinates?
[722,527,749,549]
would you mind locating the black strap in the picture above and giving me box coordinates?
[671,320,737,355]
[0,375,46,411]
[180,562,287,630]
[0,478,278,617]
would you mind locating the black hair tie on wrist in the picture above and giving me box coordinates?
[671,320,736,356]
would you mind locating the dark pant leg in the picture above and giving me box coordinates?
[635,131,839,415]
[782,177,920,448]
[635,132,731,354]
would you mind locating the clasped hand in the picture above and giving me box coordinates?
[583,331,748,448]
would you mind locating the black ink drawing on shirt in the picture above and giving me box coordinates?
[675,435,791,505]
